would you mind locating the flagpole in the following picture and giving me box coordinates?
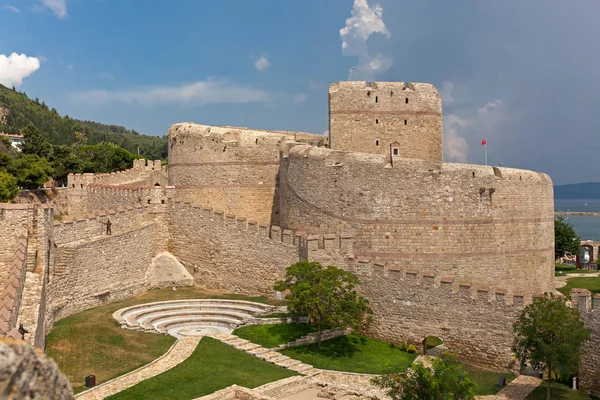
[485,144,487,166]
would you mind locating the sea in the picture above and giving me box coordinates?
[555,199,600,241]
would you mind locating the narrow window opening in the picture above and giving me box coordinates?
[147,199,151,204]
[393,148,399,156]
[376,119,379,124]
[404,120,407,125]
[472,172,475,178]
[367,91,371,96]
[375,96,378,103]
[161,199,165,204]
[376,140,379,146]
[80,184,83,189]
[72,184,75,188]
[406,98,409,104]
[390,91,393,96]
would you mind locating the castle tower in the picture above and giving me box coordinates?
[328,81,443,162]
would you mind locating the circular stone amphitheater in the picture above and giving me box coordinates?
[112,299,275,338]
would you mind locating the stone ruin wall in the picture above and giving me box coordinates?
[279,144,555,298]
[167,124,326,226]
[574,291,600,397]
[328,81,443,162]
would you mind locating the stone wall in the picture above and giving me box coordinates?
[54,204,149,245]
[328,81,443,162]
[0,236,27,337]
[573,291,600,397]
[0,204,30,264]
[47,222,158,323]
[167,201,301,296]
[280,144,555,298]
[167,124,325,225]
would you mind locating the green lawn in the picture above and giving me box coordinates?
[107,337,297,400]
[46,287,284,393]
[233,323,317,348]
[557,276,600,297]
[525,381,596,400]
[462,364,515,396]
[279,334,417,374]
[556,264,599,276]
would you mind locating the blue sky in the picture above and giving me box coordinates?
[1,0,599,184]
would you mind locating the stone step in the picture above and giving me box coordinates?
[303,368,319,375]
[270,355,291,364]
[248,347,271,356]
[214,333,235,340]
[228,338,250,347]
[289,363,313,373]
[238,343,261,352]
[278,358,302,368]
[258,351,282,361]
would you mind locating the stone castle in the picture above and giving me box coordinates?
[0,81,598,396]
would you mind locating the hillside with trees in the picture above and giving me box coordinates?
[554,182,600,199]
[0,83,167,160]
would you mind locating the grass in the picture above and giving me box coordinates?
[106,337,297,400]
[279,334,417,374]
[556,264,599,276]
[425,336,443,350]
[233,323,317,348]
[45,287,285,393]
[557,276,600,297]
[462,364,515,396]
[525,381,597,399]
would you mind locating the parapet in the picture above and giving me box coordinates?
[329,80,440,96]
[0,235,27,336]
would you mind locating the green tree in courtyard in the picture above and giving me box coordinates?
[274,261,372,344]
[371,352,475,400]
[555,217,580,260]
[0,171,19,202]
[20,123,51,158]
[512,293,591,400]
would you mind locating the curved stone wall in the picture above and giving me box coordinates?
[168,124,324,224]
[280,145,555,297]
[328,81,442,162]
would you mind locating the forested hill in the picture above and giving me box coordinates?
[0,84,167,160]
[554,183,600,199]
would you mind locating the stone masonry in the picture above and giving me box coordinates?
[0,80,599,397]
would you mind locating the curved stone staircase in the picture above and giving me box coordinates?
[113,299,275,338]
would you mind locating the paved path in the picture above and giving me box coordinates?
[477,375,542,400]
[213,333,319,375]
[75,336,201,400]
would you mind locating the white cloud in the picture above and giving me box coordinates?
[69,78,269,107]
[0,53,41,87]
[293,93,308,104]
[443,99,507,163]
[254,56,270,72]
[339,0,392,80]
[3,5,20,12]
[40,0,67,19]
[66,64,74,71]
[440,81,456,106]
[322,129,329,136]
[97,72,115,80]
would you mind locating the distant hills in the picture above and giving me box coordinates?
[0,84,167,160]
[554,183,600,199]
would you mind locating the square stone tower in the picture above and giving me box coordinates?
[328,81,443,162]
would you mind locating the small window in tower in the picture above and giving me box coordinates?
[367,91,371,96]
[406,98,409,104]
[376,119,379,124]
[376,140,379,146]
[404,120,407,125]
[390,91,393,96]
[375,96,378,103]
[393,148,399,156]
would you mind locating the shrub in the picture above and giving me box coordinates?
[399,342,408,352]
[407,344,417,354]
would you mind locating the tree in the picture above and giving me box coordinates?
[512,294,591,400]
[274,261,372,344]
[371,352,475,400]
[7,154,54,189]
[20,123,51,158]
[554,217,580,260]
[0,171,19,202]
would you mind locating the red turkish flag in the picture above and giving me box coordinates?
[482,138,487,146]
